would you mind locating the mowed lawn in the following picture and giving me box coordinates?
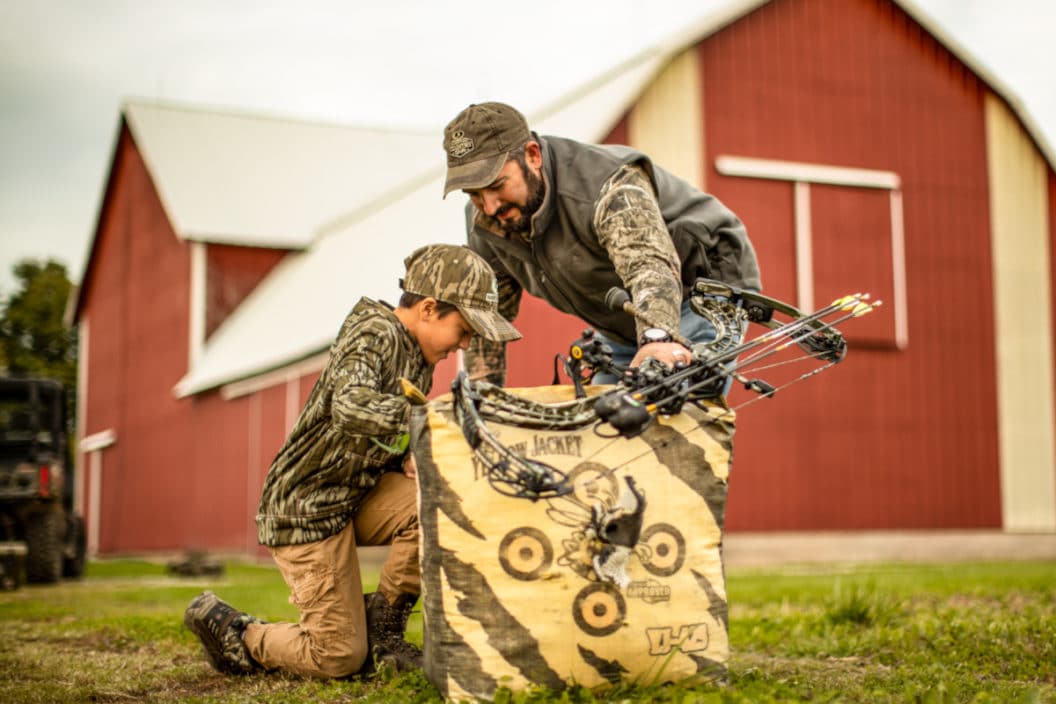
[0,558,1052,703]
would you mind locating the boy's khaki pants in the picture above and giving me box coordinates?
[242,472,419,678]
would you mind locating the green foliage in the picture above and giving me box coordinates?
[0,559,1053,703]
[0,259,78,407]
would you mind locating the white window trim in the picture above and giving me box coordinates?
[189,241,206,367]
[794,182,814,313]
[246,393,262,555]
[716,155,908,349]
[220,351,330,400]
[715,156,901,190]
[80,428,117,557]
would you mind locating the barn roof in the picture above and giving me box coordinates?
[123,102,441,249]
[75,0,1055,396]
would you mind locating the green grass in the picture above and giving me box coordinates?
[726,563,1055,703]
[0,559,1052,702]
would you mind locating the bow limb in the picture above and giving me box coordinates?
[689,279,848,363]
[471,382,601,430]
[451,371,573,501]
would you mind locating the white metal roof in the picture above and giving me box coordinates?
[161,0,1055,396]
[125,102,440,248]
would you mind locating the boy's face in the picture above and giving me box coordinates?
[417,305,475,365]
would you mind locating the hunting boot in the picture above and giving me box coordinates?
[363,591,422,672]
[184,590,265,675]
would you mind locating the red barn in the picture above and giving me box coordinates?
[72,0,1056,557]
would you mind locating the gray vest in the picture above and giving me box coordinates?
[467,134,761,345]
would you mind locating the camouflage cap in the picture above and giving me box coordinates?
[442,102,531,198]
[401,244,521,342]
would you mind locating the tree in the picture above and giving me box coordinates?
[0,259,78,399]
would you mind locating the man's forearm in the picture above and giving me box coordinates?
[594,164,683,340]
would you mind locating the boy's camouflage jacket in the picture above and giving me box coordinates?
[256,298,432,547]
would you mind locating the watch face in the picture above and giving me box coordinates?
[641,328,671,344]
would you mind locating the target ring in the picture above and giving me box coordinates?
[572,583,626,637]
[639,523,686,577]
[498,527,553,581]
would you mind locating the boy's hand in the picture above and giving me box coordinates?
[402,453,417,479]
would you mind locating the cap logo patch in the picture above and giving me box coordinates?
[448,130,474,159]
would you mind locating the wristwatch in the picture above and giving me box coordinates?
[639,327,672,346]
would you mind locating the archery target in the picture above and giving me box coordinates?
[412,384,734,702]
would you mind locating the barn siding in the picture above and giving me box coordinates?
[79,125,196,551]
[205,244,287,338]
[1052,171,1056,474]
[79,130,296,554]
[183,392,253,549]
[699,0,1001,529]
[985,94,1056,530]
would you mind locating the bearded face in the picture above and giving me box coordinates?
[479,156,546,237]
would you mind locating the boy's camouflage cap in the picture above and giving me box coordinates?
[442,102,530,197]
[401,244,521,342]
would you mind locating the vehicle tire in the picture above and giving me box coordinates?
[25,506,64,583]
[62,514,87,579]
[0,552,24,590]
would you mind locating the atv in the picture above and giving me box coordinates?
[0,377,86,589]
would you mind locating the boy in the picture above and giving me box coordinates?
[184,244,520,678]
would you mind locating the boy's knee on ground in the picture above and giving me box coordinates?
[307,636,368,678]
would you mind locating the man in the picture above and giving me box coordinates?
[441,101,760,385]
[184,244,520,678]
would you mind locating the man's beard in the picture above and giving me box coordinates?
[484,163,545,236]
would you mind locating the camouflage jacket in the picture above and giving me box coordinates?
[464,134,760,385]
[256,298,432,547]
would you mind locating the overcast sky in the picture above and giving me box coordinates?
[1,0,1054,298]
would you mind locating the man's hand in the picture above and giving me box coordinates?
[631,341,692,369]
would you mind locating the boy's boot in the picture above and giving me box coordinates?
[184,591,265,675]
[364,591,422,672]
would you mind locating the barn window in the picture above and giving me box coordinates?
[715,156,907,349]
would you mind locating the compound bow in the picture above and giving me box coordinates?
[451,277,880,500]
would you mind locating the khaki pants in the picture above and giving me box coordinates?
[243,472,420,678]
